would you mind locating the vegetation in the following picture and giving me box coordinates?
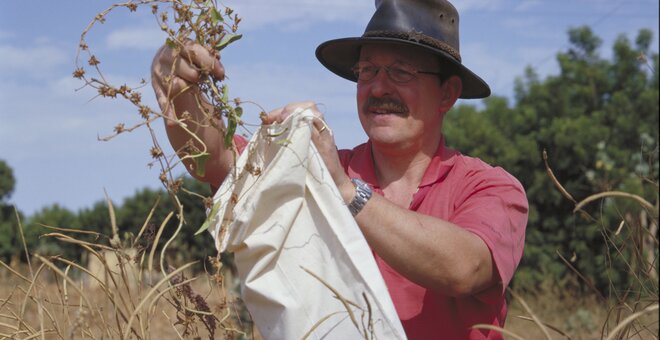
[445,26,658,338]
[0,160,22,264]
[0,173,215,270]
[445,26,658,292]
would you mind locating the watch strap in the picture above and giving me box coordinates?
[348,178,372,216]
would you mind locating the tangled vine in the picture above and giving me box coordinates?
[74,0,247,200]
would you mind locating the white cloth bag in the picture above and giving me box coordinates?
[208,109,406,339]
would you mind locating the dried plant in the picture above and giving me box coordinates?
[300,266,375,340]
[0,197,251,339]
[74,0,253,196]
[473,150,658,339]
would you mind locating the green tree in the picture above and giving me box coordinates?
[0,160,14,201]
[444,27,658,293]
[0,160,22,263]
[11,176,216,269]
[78,200,113,235]
[115,177,216,270]
[25,204,81,261]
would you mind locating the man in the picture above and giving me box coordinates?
[152,0,528,338]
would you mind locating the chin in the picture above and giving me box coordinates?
[367,131,406,147]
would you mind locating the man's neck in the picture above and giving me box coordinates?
[371,134,443,190]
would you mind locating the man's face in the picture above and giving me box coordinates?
[356,43,451,151]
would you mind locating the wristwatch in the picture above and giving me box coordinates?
[348,178,372,217]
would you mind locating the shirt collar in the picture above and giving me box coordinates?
[346,135,458,190]
[419,135,458,187]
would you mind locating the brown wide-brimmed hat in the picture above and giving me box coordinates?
[315,0,490,99]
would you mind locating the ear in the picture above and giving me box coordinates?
[438,75,462,113]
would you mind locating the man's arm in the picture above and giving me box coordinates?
[354,193,498,297]
[151,41,234,189]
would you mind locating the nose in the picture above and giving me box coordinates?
[367,67,396,97]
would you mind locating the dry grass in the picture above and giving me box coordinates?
[0,267,253,339]
[0,152,655,339]
[2,268,656,339]
[482,153,660,340]
[505,287,658,339]
[0,198,258,339]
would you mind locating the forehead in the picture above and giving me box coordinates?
[358,43,438,68]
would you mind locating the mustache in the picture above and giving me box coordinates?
[363,97,409,114]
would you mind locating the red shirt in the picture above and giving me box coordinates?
[338,139,528,339]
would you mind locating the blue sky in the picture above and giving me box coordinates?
[1,0,658,216]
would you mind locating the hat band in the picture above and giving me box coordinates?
[363,30,462,62]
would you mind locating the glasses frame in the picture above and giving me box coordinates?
[351,61,444,84]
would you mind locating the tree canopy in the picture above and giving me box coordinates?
[0,160,20,262]
[444,26,658,293]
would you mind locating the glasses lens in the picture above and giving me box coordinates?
[353,62,379,82]
[388,65,416,83]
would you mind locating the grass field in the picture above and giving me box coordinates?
[1,261,657,339]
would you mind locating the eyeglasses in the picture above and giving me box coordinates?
[351,61,443,84]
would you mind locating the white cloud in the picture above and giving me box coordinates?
[501,16,540,30]
[0,71,168,216]
[223,0,373,31]
[513,0,543,12]
[1,71,159,157]
[499,16,563,42]
[453,0,507,13]
[106,26,167,50]
[49,75,89,98]
[0,43,68,77]
[221,0,511,31]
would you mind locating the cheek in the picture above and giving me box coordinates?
[356,85,369,108]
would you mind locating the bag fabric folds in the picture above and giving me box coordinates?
[207,109,407,339]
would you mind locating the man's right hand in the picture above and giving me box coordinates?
[151,40,225,124]
[151,40,233,189]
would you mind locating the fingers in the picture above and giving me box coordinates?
[153,76,196,126]
[313,119,332,136]
[262,101,321,125]
[264,101,332,136]
[152,40,224,92]
[261,107,284,125]
[180,40,225,80]
[172,56,203,83]
[152,40,225,119]
[311,114,329,134]
[263,101,341,185]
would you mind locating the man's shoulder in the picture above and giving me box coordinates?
[453,152,498,174]
[451,152,524,189]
